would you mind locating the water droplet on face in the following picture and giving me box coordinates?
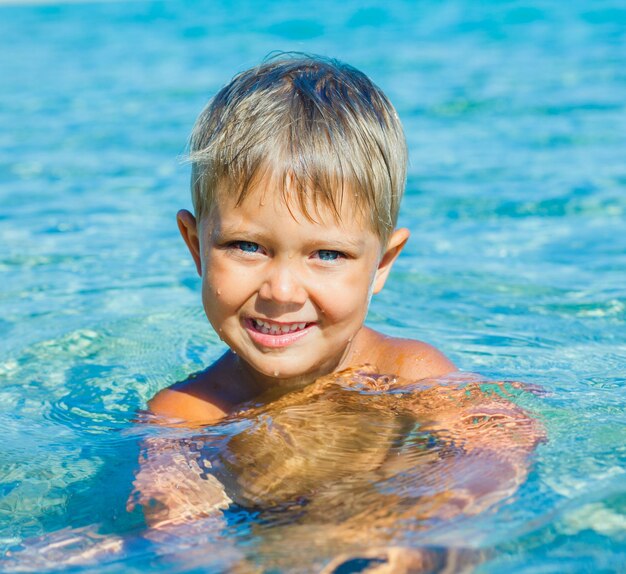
[216,289,222,296]
[273,370,280,377]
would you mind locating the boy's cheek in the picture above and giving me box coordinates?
[202,258,240,292]
[201,279,235,310]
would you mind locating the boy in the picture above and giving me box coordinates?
[150,55,456,423]
[133,56,542,567]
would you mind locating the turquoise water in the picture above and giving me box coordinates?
[1,0,625,572]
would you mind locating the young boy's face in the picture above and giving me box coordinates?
[178,172,408,385]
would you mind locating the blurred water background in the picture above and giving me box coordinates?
[0,0,625,572]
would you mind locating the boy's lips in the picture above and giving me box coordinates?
[244,318,314,348]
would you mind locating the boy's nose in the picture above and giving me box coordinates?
[258,262,307,305]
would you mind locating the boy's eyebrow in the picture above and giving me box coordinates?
[306,237,367,251]
[211,226,370,251]
[210,226,265,242]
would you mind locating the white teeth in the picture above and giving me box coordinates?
[252,319,308,334]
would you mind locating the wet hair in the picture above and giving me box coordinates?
[189,54,407,242]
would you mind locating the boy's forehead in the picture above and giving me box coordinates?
[214,170,373,232]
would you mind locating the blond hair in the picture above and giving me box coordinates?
[189,54,407,242]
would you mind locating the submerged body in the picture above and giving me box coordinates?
[131,366,543,572]
[134,364,543,517]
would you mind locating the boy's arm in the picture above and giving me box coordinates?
[127,432,231,528]
[376,335,543,516]
[403,381,545,519]
[128,379,231,529]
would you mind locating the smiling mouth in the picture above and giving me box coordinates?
[244,318,314,349]
[250,318,311,335]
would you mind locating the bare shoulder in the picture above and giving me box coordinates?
[363,328,457,381]
[146,352,248,426]
[148,382,228,426]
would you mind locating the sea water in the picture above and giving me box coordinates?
[0,0,624,572]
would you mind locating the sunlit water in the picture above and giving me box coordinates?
[1,0,625,572]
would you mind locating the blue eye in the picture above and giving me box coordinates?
[317,250,342,261]
[233,241,260,253]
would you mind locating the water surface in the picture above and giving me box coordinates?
[0,0,625,572]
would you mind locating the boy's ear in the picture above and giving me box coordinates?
[372,228,410,294]
[177,209,202,276]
